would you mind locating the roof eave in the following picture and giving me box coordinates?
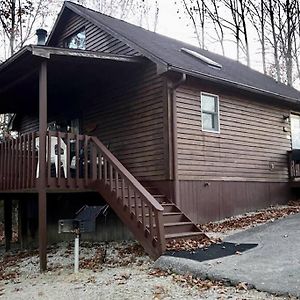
[0,45,144,73]
[30,45,144,63]
[0,46,32,73]
[167,65,300,106]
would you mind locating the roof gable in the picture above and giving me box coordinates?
[49,2,300,103]
[47,4,139,56]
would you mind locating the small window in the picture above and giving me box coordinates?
[201,93,220,132]
[64,29,86,50]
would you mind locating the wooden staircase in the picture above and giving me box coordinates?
[0,130,206,259]
[77,136,206,259]
[142,185,206,243]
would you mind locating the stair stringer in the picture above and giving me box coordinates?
[91,180,165,259]
[143,183,208,240]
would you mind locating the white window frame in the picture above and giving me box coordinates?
[64,28,86,50]
[201,92,220,133]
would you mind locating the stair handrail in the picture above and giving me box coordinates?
[90,136,166,257]
[90,136,164,211]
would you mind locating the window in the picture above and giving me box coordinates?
[291,114,300,149]
[201,93,220,132]
[64,29,86,50]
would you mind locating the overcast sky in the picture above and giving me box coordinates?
[157,0,198,45]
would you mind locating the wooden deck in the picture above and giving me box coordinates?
[0,131,166,257]
[0,130,206,268]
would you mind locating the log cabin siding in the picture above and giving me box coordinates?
[82,63,166,180]
[15,115,39,135]
[176,84,292,182]
[50,10,139,55]
[14,64,167,181]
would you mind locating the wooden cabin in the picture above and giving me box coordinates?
[1,2,300,271]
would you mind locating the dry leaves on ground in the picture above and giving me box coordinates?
[149,268,225,292]
[198,203,300,233]
[0,249,38,280]
[166,236,222,252]
[79,247,106,271]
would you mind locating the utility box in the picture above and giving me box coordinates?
[58,205,109,274]
[77,219,96,233]
[58,219,80,234]
[58,205,109,234]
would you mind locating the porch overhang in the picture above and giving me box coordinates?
[0,45,145,114]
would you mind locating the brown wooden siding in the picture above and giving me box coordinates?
[50,10,139,55]
[82,63,166,180]
[15,115,39,135]
[176,84,292,182]
[179,180,290,223]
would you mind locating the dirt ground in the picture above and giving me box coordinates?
[0,203,299,300]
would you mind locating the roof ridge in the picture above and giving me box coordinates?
[58,2,300,100]
[65,1,282,85]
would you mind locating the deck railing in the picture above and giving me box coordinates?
[0,130,166,257]
[0,132,37,191]
[0,131,95,191]
[288,150,300,180]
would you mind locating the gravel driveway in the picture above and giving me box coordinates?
[0,239,293,300]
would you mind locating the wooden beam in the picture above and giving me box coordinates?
[169,74,186,206]
[18,199,27,249]
[38,61,48,272]
[4,198,12,251]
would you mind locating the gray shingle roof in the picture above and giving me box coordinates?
[66,1,300,102]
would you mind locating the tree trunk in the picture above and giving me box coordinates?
[269,0,281,82]
[261,0,267,74]
[10,0,16,56]
[286,0,293,86]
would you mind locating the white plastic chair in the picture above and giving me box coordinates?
[36,136,67,178]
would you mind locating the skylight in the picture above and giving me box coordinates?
[181,48,222,69]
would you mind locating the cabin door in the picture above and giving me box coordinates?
[291,114,300,149]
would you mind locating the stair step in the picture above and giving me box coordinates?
[163,212,182,215]
[165,231,205,240]
[137,213,186,221]
[152,194,166,198]
[163,222,195,234]
[163,212,187,223]
[164,221,192,227]
[143,187,160,193]
[161,203,179,213]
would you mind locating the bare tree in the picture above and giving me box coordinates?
[248,0,267,74]
[208,0,226,55]
[69,0,160,31]
[279,0,297,86]
[0,0,48,56]
[265,0,281,81]
[181,0,204,47]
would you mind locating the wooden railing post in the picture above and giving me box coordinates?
[155,210,166,253]
[89,136,165,258]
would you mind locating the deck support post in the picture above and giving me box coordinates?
[18,199,27,249]
[38,61,48,272]
[4,198,12,251]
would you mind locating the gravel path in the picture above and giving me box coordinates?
[0,240,296,300]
